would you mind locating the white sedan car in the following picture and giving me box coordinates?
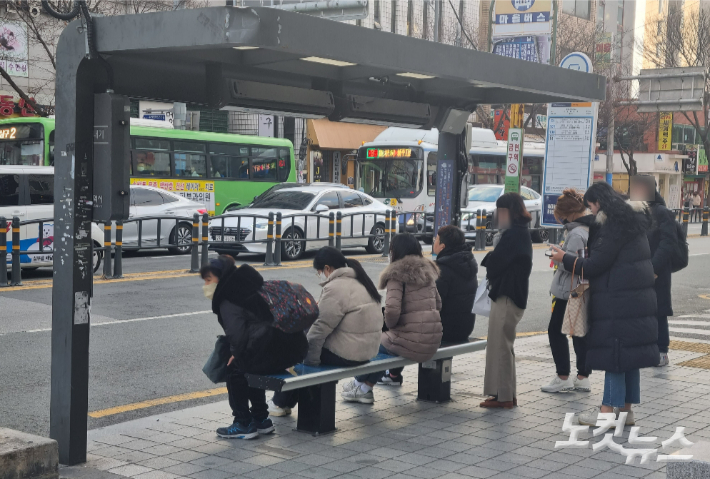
[209,184,392,260]
[117,186,207,254]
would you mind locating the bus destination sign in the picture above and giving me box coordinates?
[366,148,413,159]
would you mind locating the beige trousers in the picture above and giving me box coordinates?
[483,295,525,402]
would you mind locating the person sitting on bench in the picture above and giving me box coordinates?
[267,247,383,417]
[201,256,308,439]
[341,234,442,403]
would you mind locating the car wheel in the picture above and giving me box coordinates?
[366,223,386,254]
[532,227,549,243]
[93,241,103,274]
[281,228,304,261]
[215,250,239,258]
[168,223,193,255]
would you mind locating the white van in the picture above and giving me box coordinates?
[0,166,104,272]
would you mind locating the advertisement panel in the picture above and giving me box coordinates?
[130,178,216,215]
[492,0,552,35]
[493,109,510,140]
[699,145,708,173]
[658,113,673,151]
[0,22,28,78]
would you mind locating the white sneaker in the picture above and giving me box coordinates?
[614,408,635,425]
[578,408,617,427]
[573,376,591,392]
[267,399,291,417]
[656,353,669,367]
[341,380,359,392]
[341,386,374,404]
[541,375,574,393]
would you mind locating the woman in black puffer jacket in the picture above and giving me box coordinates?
[551,182,657,427]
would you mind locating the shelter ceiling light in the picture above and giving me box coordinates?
[301,56,356,67]
[233,46,260,50]
[396,72,436,79]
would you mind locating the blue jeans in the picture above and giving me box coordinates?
[602,369,641,408]
[354,345,401,384]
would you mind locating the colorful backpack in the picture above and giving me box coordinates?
[258,280,319,333]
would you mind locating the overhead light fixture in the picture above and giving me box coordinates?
[331,95,432,128]
[233,46,259,50]
[226,79,335,118]
[396,72,436,80]
[301,56,356,67]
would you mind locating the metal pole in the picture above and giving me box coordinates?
[10,216,21,286]
[475,209,483,251]
[114,221,123,279]
[606,114,614,186]
[702,207,708,236]
[0,217,6,287]
[274,212,282,266]
[683,206,689,236]
[264,212,275,266]
[482,209,488,249]
[335,211,342,251]
[190,213,199,273]
[201,213,209,267]
[328,212,335,247]
[382,210,390,257]
[102,223,112,279]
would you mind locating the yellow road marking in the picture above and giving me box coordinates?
[88,387,227,418]
[699,294,710,300]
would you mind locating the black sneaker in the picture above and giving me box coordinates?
[251,417,275,435]
[377,372,403,386]
[216,421,258,439]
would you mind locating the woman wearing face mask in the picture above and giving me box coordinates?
[200,256,307,439]
[268,247,382,416]
[542,188,594,394]
[550,182,657,427]
[341,234,442,403]
[480,193,533,409]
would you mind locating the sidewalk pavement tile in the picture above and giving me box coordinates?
[82,335,707,479]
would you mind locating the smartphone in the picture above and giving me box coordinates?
[545,250,553,258]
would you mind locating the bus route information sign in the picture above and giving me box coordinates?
[541,103,595,227]
[433,158,454,238]
[504,128,523,193]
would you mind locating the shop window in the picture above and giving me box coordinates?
[561,0,590,19]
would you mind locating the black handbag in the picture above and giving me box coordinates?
[202,335,231,383]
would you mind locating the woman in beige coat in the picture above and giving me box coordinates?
[268,247,382,416]
[342,234,442,404]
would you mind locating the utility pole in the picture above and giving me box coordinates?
[434,0,440,43]
[606,115,614,185]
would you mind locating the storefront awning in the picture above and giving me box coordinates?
[307,119,386,150]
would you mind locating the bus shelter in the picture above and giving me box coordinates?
[52,5,605,464]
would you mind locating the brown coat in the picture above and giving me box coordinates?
[379,255,443,362]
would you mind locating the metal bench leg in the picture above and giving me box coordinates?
[418,357,452,403]
[295,381,337,436]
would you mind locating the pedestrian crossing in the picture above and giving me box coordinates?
[670,313,710,341]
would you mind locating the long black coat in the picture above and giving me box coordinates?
[436,244,478,343]
[481,222,533,310]
[647,192,676,317]
[212,264,307,374]
[563,203,658,372]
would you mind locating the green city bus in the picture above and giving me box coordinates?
[0,117,296,215]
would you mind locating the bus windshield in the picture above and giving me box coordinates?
[0,123,44,166]
[360,158,423,199]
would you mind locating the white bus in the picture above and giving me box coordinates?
[355,127,546,232]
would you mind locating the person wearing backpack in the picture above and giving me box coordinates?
[268,247,383,416]
[630,176,679,367]
[201,256,308,439]
[542,188,594,393]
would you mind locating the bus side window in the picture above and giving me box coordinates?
[49,130,55,166]
[427,152,437,196]
[278,148,291,182]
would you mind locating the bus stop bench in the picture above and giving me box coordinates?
[245,339,487,435]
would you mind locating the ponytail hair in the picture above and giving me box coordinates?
[313,246,381,302]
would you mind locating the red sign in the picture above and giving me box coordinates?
[0,95,38,117]
[493,109,510,141]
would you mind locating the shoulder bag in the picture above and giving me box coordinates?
[561,258,589,337]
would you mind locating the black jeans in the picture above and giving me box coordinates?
[226,363,267,425]
[548,299,591,377]
[657,315,669,354]
[272,349,369,408]
[354,344,402,385]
